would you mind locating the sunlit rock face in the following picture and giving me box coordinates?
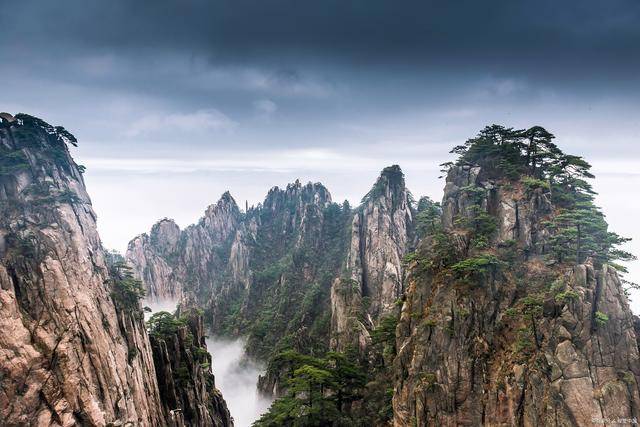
[0,115,165,426]
[0,115,235,427]
[393,164,640,426]
[330,165,414,352]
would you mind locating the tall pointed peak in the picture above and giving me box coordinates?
[219,190,235,204]
[362,164,407,204]
[202,191,240,220]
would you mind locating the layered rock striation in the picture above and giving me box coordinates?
[330,165,414,352]
[0,114,233,426]
[0,115,165,425]
[393,146,640,426]
[149,308,233,427]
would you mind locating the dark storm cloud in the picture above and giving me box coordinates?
[3,0,640,73]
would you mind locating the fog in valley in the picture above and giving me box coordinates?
[142,299,271,425]
[142,298,179,320]
[206,337,273,427]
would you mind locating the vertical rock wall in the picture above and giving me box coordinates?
[0,115,165,425]
[393,164,640,426]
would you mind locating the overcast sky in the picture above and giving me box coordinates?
[1,0,639,308]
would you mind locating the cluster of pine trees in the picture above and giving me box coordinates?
[444,125,634,270]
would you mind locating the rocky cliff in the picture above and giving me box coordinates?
[128,181,343,353]
[127,166,413,356]
[127,170,415,396]
[127,125,639,426]
[0,114,165,425]
[393,127,640,426]
[330,165,413,352]
[149,308,232,427]
[0,114,232,426]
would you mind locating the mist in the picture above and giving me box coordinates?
[205,337,273,427]
[141,298,179,320]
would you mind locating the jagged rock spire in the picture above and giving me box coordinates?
[330,165,414,352]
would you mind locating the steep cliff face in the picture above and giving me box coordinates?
[127,192,243,302]
[129,182,337,337]
[149,308,233,427]
[0,114,235,427]
[393,140,640,425]
[331,165,414,352]
[128,170,415,401]
[128,219,184,301]
[127,166,415,406]
[0,114,165,425]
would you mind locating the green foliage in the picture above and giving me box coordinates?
[415,196,442,238]
[371,315,398,361]
[520,295,544,319]
[451,254,504,281]
[234,198,352,360]
[0,150,30,176]
[515,327,535,354]
[595,311,609,326]
[106,256,146,314]
[522,176,550,191]
[146,311,186,339]
[504,307,519,318]
[410,230,459,277]
[545,203,635,266]
[451,185,497,247]
[419,372,438,391]
[127,347,138,363]
[555,290,579,304]
[254,350,366,427]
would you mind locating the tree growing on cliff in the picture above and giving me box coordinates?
[447,124,634,269]
[254,350,366,426]
[415,196,442,238]
[105,253,146,314]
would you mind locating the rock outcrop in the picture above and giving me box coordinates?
[128,170,415,397]
[124,124,640,426]
[127,192,244,303]
[0,114,233,426]
[0,115,165,425]
[393,162,640,426]
[128,219,184,301]
[127,182,350,353]
[330,165,413,352]
[150,308,233,427]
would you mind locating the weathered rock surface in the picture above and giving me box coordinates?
[331,165,414,352]
[128,219,184,301]
[127,180,338,334]
[0,114,234,427]
[128,170,415,399]
[0,115,165,425]
[127,192,244,303]
[393,164,640,426]
[150,308,233,427]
